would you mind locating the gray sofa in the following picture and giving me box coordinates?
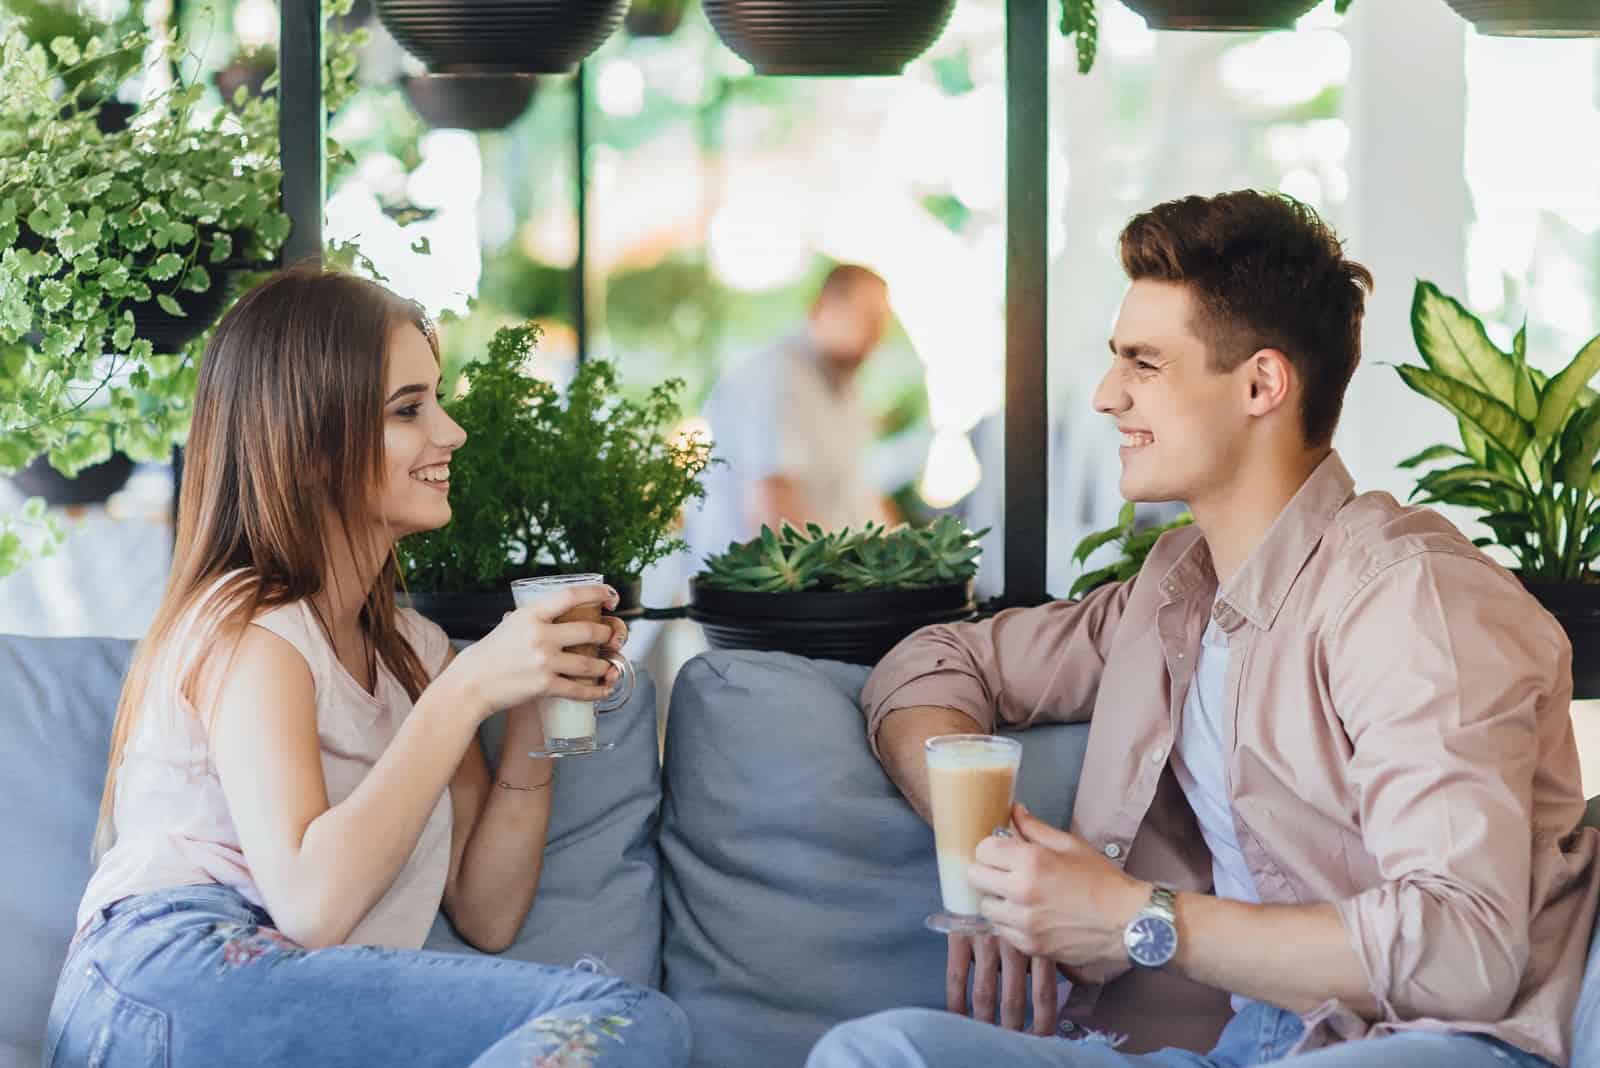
[3,634,1598,1068]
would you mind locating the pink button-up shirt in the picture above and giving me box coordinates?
[863,452,1600,1065]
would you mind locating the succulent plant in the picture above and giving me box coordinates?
[698,516,985,594]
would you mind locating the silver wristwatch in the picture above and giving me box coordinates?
[1124,884,1179,969]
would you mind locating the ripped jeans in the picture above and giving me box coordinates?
[806,998,1554,1068]
[43,883,690,1068]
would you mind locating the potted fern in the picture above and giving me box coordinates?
[399,322,715,639]
[689,517,983,665]
[1393,280,1600,696]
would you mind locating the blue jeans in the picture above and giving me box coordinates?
[807,998,1553,1068]
[43,884,690,1068]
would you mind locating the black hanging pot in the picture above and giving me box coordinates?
[12,453,136,508]
[1118,0,1321,31]
[1520,577,1600,699]
[375,0,628,74]
[1441,0,1600,36]
[702,0,956,76]
[214,54,277,106]
[687,579,976,666]
[127,271,238,354]
[401,570,643,642]
[402,73,539,131]
[625,0,688,36]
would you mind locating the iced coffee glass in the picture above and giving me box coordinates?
[924,734,1022,934]
[510,574,634,759]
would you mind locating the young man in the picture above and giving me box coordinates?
[808,191,1599,1068]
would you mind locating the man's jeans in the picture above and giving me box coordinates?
[807,998,1554,1068]
[44,884,691,1068]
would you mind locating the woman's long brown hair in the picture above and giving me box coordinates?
[93,265,436,859]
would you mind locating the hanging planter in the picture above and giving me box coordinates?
[126,270,238,353]
[1118,0,1321,31]
[12,453,135,508]
[1441,0,1600,37]
[403,73,538,131]
[375,0,628,74]
[701,0,956,76]
[625,0,689,37]
[213,48,277,106]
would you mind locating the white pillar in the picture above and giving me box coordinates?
[1339,0,1470,501]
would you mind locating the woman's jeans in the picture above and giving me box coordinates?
[43,884,690,1068]
[807,998,1556,1068]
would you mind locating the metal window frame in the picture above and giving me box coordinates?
[275,0,1052,606]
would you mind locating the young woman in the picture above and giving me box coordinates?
[43,267,690,1067]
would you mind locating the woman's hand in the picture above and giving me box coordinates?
[442,584,622,721]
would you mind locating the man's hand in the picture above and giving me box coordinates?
[946,932,1059,1035]
[969,803,1149,971]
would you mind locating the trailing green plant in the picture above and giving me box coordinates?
[697,515,985,594]
[400,322,716,592]
[0,0,368,576]
[1059,0,1098,75]
[1068,502,1194,599]
[1393,280,1600,582]
[2,0,148,106]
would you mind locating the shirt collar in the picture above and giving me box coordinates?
[1157,451,1356,632]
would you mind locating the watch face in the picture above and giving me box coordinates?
[1126,916,1177,968]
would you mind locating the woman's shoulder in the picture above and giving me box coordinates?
[396,606,453,677]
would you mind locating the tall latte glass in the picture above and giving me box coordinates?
[510,574,634,759]
[924,734,1022,934]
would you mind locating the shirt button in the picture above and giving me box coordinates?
[1149,747,1165,764]
[1103,842,1123,859]
[1176,652,1185,660]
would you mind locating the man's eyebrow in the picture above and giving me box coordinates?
[1109,340,1163,359]
[386,383,432,404]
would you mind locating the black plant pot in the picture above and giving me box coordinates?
[1520,577,1600,699]
[402,572,643,642]
[376,0,628,74]
[127,272,237,354]
[1119,0,1320,31]
[687,579,976,666]
[402,74,538,131]
[12,452,136,507]
[701,0,956,76]
[1442,0,1600,36]
[214,59,276,106]
[625,2,686,36]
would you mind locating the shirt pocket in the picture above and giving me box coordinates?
[44,961,170,1068]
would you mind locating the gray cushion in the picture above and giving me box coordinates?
[1570,798,1600,1068]
[0,636,133,1068]
[423,670,664,987]
[658,651,1090,1068]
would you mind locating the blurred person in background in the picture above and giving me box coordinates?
[684,264,901,568]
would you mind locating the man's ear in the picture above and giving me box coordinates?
[1243,348,1294,419]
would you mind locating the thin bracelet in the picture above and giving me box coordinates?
[496,774,554,792]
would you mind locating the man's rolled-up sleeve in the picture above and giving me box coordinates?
[1326,550,1565,1023]
[860,576,1137,757]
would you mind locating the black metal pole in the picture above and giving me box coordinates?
[1002,0,1050,607]
[279,0,325,266]
[574,64,589,363]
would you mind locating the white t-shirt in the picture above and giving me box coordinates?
[1171,604,1260,1014]
[684,330,881,568]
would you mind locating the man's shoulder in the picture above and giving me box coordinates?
[1319,489,1530,611]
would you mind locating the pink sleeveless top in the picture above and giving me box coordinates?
[77,583,455,949]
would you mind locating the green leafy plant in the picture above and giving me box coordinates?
[1068,502,1194,599]
[697,515,985,594]
[400,322,716,592]
[1394,280,1600,581]
[1059,0,1099,74]
[0,0,368,576]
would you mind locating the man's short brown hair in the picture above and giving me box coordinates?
[815,263,887,308]
[1118,190,1374,447]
